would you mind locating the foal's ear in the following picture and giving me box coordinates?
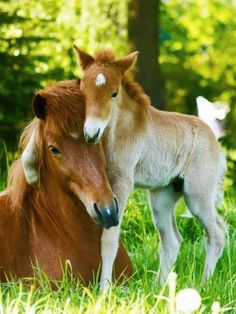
[32,93,47,120]
[73,45,94,70]
[114,51,139,75]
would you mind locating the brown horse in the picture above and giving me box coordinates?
[0,80,132,284]
[74,47,226,291]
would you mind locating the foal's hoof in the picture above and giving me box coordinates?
[99,280,111,293]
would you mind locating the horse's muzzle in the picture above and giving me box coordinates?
[93,197,119,229]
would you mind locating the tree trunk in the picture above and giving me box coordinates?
[128,0,165,109]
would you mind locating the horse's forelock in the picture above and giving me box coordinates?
[42,81,85,135]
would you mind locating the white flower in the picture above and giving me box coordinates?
[176,288,201,313]
[211,301,221,314]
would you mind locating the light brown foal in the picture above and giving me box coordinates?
[74,47,226,291]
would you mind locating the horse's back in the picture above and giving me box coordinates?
[149,108,226,201]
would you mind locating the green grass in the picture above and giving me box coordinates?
[0,186,235,313]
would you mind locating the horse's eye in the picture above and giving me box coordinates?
[111,92,118,99]
[48,145,61,156]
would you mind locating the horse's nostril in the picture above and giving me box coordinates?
[93,202,102,219]
[93,201,119,229]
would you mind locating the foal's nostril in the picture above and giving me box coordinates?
[84,127,100,144]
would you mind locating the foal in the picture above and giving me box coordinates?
[74,47,227,290]
[0,80,132,283]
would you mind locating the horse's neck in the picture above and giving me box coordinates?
[30,174,95,240]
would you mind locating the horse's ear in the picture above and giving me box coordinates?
[114,51,139,75]
[73,45,94,70]
[32,93,47,120]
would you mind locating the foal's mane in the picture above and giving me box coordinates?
[121,75,151,107]
[6,80,84,212]
[94,49,151,107]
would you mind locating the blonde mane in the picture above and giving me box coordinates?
[121,75,151,107]
[6,120,41,212]
[94,49,116,65]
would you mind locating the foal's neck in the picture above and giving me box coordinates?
[108,83,149,141]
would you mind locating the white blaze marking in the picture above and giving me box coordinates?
[84,117,109,140]
[95,73,106,86]
[69,132,79,140]
[21,130,39,185]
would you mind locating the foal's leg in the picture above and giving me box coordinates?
[184,180,226,282]
[149,185,182,284]
[100,176,133,292]
[100,225,120,291]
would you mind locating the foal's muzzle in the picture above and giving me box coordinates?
[84,127,101,144]
[93,197,119,229]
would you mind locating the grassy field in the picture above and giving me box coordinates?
[0,181,235,313]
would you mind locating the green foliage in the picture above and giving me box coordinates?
[161,0,236,113]
[0,140,8,190]
[0,0,127,150]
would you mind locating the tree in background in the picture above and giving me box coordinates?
[128,0,165,109]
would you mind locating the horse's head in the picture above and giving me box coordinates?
[74,47,138,143]
[21,81,119,229]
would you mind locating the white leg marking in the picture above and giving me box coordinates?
[21,130,38,185]
[99,175,133,292]
[149,185,182,285]
[100,226,120,292]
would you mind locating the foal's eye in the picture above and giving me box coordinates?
[111,92,118,99]
[48,145,61,156]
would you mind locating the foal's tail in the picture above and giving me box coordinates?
[215,151,227,206]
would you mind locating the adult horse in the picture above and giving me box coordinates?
[0,80,132,284]
[74,47,226,291]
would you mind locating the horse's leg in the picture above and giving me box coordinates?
[149,185,182,284]
[100,176,132,292]
[183,176,226,283]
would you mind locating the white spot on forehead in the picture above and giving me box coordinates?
[69,132,79,140]
[95,73,106,86]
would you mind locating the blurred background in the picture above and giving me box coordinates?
[0,0,235,194]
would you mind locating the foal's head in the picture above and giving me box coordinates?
[74,47,138,143]
[22,81,119,229]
